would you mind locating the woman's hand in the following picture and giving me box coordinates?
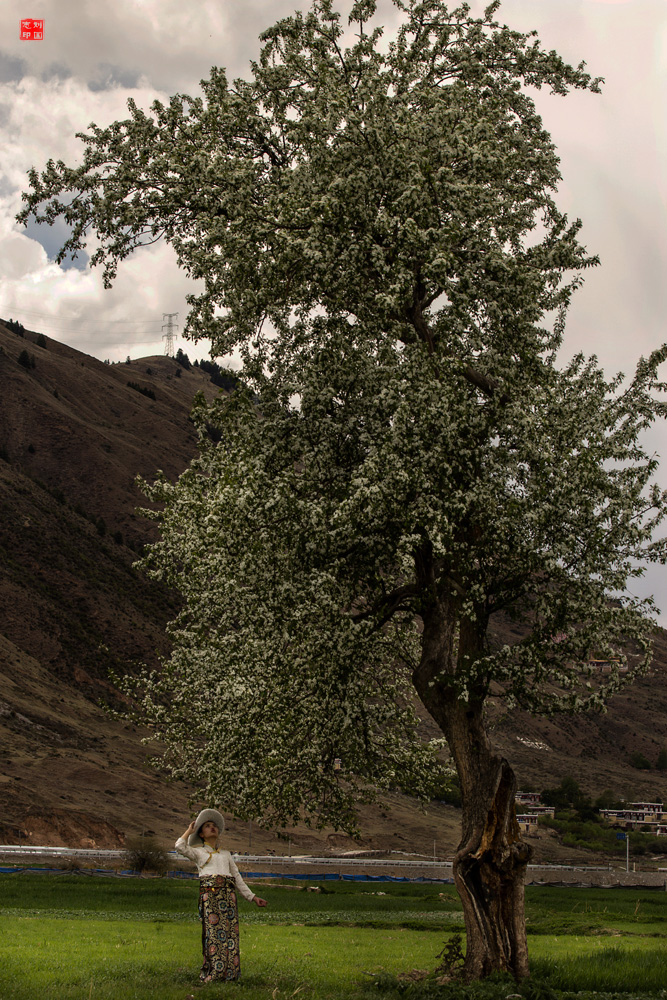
[180,820,197,840]
[253,896,268,907]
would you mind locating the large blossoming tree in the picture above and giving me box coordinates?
[19,0,667,980]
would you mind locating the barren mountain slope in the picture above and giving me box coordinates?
[0,319,665,859]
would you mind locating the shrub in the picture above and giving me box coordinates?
[594,789,622,810]
[122,835,170,875]
[541,810,667,856]
[541,777,596,819]
[18,349,35,369]
[199,358,241,392]
[6,318,25,336]
[435,773,461,807]
[629,751,651,770]
[127,381,156,400]
[434,933,465,979]
[36,333,47,348]
[656,747,667,771]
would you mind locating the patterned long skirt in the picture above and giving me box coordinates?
[198,875,241,982]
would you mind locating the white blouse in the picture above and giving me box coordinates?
[174,837,256,902]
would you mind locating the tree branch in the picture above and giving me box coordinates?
[350,583,420,625]
[405,283,508,402]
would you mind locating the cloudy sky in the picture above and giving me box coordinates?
[2,0,667,615]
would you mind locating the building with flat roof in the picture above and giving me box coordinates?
[600,803,665,833]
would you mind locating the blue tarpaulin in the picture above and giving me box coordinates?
[0,866,453,883]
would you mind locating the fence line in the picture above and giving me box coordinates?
[0,845,610,872]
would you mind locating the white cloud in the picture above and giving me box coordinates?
[0,73,204,361]
[0,235,206,362]
[3,0,663,373]
[0,230,48,278]
[0,74,165,213]
[1,0,666,615]
[2,0,297,94]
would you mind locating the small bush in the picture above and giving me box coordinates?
[36,333,47,348]
[656,747,667,771]
[127,381,156,400]
[18,349,35,369]
[434,933,465,979]
[629,751,651,770]
[434,773,461,807]
[594,789,622,810]
[6,317,25,336]
[122,835,170,875]
[199,358,241,392]
[541,777,598,821]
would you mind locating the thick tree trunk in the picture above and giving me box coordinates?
[449,734,532,980]
[413,602,532,981]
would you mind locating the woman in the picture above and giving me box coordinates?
[175,808,267,983]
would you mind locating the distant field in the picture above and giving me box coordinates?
[0,873,665,1000]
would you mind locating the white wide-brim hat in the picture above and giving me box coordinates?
[189,808,226,846]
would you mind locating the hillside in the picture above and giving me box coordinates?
[0,318,666,860]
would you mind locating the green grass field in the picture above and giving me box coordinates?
[0,873,665,1000]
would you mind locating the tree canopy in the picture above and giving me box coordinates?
[19,0,667,979]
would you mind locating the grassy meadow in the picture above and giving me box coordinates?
[0,872,665,1000]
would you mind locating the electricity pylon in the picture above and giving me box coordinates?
[162,312,179,356]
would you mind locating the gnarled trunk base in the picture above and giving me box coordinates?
[454,758,532,981]
[413,601,533,981]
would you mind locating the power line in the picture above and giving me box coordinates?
[0,306,164,338]
[1,306,164,328]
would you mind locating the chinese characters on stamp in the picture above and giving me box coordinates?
[20,19,44,40]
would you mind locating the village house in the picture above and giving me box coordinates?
[514,792,555,834]
[516,813,540,834]
[586,658,629,675]
[515,791,541,806]
[600,802,665,834]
